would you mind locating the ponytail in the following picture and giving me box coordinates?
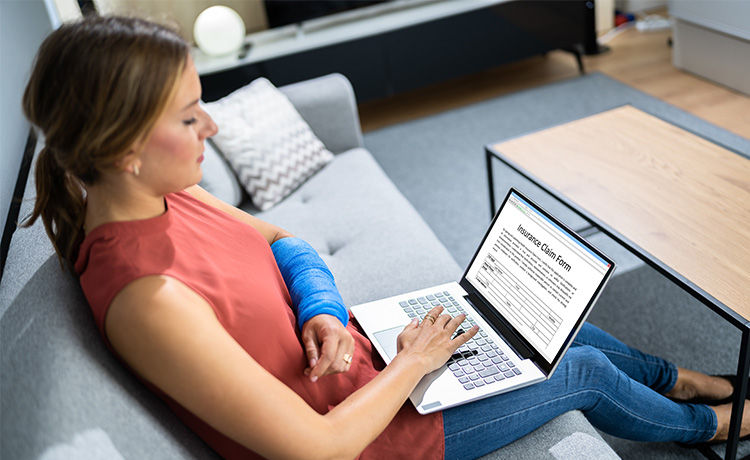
[22,146,85,270]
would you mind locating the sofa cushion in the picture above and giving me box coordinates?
[252,148,462,306]
[1,256,221,460]
[205,77,334,211]
[197,137,243,207]
[479,411,619,459]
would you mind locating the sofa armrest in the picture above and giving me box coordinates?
[279,73,364,154]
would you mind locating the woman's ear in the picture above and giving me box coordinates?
[115,150,141,176]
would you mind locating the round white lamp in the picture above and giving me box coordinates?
[194,6,246,57]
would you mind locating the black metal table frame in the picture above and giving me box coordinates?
[486,145,750,460]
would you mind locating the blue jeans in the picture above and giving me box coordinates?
[442,323,717,459]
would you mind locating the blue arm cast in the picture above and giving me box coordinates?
[271,237,349,330]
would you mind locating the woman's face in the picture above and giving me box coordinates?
[135,56,217,195]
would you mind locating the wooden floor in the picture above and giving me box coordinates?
[358,26,750,140]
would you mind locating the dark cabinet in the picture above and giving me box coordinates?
[200,1,594,102]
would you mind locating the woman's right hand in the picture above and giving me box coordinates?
[396,306,479,374]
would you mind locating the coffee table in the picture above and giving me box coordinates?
[485,105,750,460]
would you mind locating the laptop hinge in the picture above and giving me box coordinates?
[464,292,535,360]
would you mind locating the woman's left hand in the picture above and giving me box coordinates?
[301,314,355,382]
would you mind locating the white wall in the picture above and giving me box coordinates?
[670,0,750,41]
[93,0,268,43]
[0,0,53,243]
[595,0,615,35]
[615,0,667,13]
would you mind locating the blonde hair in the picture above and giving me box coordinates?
[22,16,189,268]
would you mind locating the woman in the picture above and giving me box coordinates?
[23,15,748,460]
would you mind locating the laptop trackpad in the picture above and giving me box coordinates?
[373,325,405,360]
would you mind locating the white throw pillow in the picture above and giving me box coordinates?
[204,78,334,210]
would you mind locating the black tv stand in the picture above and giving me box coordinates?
[198,0,596,102]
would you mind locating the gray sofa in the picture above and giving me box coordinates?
[0,73,618,459]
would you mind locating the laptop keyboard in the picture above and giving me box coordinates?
[399,291,522,390]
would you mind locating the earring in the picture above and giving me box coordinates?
[132,164,140,176]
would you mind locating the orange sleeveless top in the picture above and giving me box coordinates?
[75,191,444,459]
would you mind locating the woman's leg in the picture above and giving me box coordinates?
[443,345,716,460]
[572,322,677,393]
[574,323,734,401]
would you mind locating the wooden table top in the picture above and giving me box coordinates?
[490,105,750,321]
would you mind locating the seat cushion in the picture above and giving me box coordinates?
[480,411,619,459]
[252,148,463,306]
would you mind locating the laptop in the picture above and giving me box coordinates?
[351,188,616,414]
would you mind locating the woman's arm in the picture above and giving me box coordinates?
[107,275,476,460]
[183,184,292,244]
[182,184,353,380]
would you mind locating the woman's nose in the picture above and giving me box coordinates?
[200,112,218,139]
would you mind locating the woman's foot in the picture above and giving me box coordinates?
[708,400,750,442]
[667,368,734,402]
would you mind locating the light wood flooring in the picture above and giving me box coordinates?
[358,26,750,140]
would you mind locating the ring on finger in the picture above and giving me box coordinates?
[423,314,437,324]
[342,353,353,365]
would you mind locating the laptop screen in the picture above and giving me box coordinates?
[464,190,613,364]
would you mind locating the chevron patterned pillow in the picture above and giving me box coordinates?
[204,78,334,210]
